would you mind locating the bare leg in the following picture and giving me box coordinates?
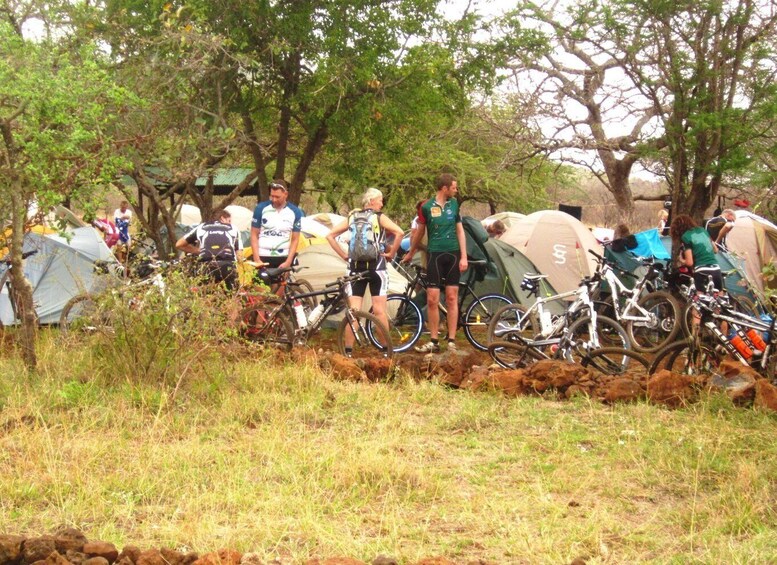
[343,295,363,349]
[426,287,441,340]
[445,285,459,341]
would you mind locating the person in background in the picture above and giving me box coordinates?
[671,214,722,292]
[613,222,631,240]
[326,188,404,357]
[250,179,303,269]
[486,220,506,238]
[92,213,119,249]
[176,208,242,290]
[705,209,736,251]
[402,173,468,353]
[113,201,133,263]
[657,209,669,234]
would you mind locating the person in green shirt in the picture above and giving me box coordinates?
[402,173,468,353]
[670,214,723,292]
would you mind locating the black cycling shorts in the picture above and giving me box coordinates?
[346,269,389,298]
[427,251,461,289]
[693,266,723,292]
[200,260,237,290]
[259,255,298,268]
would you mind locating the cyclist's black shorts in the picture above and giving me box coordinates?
[200,259,238,290]
[346,269,389,298]
[259,255,298,268]
[693,265,723,292]
[427,251,461,289]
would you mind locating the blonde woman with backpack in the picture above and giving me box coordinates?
[326,188,404,357]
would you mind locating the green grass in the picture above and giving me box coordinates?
[1,331,777,563]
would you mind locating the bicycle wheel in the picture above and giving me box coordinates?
[488,339,547,369]
[463,293,512,351]
[626,290,681,353]
[59,293,110,334]
[338,310,393,359]
[369,294,422,352]
[239,297,294,351]
[582,347,649,379]
[487,303,537,345]
[289,278,318,309]
[566,315,630,362]
[649,340,724,376]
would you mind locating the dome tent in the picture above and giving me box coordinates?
[0,227,117,325]
[724,211,777,294]
[499,210,603,294]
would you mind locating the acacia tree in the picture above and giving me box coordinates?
[496,2,660,221]
[0,14,132,368]
[608,0,777,220]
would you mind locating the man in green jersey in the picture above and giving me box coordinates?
[402,173,468,353]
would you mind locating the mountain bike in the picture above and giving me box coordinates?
[372,260,511,352]
[59,258,171,334]
[239,271,393,359]
[588,249,681,352]
[651,282,777,380]
[487,270,632,363]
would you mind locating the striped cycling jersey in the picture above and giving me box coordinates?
[251,201,304,257]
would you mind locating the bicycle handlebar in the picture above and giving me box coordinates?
[1,249,38,266]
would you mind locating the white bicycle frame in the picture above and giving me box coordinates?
[511,277,598,340]
[600,263,655,326]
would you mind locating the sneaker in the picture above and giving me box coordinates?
[414,341,440,353]
[447,341,458,352]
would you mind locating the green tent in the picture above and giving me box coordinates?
[604,233,756,304]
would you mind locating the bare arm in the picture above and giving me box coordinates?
[380,215,405,260]
[176,237,198,255]
[250,227,261,263]
[325,221,350,261]
[456,222,468,271]
[401,223,425,263]
[281,231,302,268]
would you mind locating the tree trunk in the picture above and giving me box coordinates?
[9,190,37,369]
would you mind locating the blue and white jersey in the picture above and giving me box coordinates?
[251,201,304,257]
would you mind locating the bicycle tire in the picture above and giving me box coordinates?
[239,297,294,351]
[289,278,318,309]
[486,303,537,345]
[566,314,631,362]
[649,339,723,376]
[582,347,649,379]
[59,293,108,335]
[369,294,422,352]
[338,310,393,359]
[625,290,681,353]
[463,293,512,351]
[488,339,547,369]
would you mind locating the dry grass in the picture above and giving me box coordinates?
[1,331,776,564]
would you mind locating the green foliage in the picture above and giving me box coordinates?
[0,22,136,210]
[90,269,238,386]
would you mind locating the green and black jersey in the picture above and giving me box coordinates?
[417,197,462,253]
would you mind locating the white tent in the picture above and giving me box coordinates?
[725,211,777,293]
[224,205,253,232]
[482,211,526,229]
[0,227,118,325]
[296,243,408,297]
[500,210,603,294]
[177,204,253,232]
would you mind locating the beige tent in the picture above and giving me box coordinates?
[296,242,407,295]
[482,211,526,229]
[725,211,777,293]
[499,210,603,293]
[224,205,253,232]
